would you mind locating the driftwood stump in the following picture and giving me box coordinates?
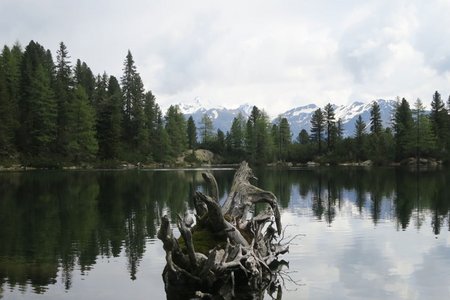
[158,162,289,299]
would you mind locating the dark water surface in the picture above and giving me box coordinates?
[1,167,450,299]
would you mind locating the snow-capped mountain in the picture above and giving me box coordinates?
[180,102,253,133]
[181,99,396,138]
[281,99,396,138]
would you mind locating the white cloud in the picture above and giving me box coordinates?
[1,0,450,115]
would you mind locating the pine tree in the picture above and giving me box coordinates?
[74,59,95,102]
[120,50,148,158]
[229,113,246,155]
[430,91,448,155]
[273,117,291,161]
[199,114,214,144]
[165,105,187,159]
[55,42,74,157]
[413,99,437,158]
[18,41,56,159]
[153,109,171,162]
[393,98,414,160]
[297,129,309,145]
[370,101,383,135]
[144,91,159,159]
[97,75,122,160]
[323,103,336,151]
[66,85,98,162]
[0,44,22,159]
[28,64,58,157]
[187,116,197,150]
[310,108,325,154]
[354,115,367,161]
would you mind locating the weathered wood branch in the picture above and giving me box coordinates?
[158,161,288,299]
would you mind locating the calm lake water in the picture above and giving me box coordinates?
[1,167,450,299]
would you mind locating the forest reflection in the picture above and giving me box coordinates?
[0,167,449,295]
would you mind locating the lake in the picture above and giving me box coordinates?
[1,167,450,299]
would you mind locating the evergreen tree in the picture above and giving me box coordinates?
[165,105,187,159]
[55,42,74,157]
[97,75,122,160]
[354,115,367,161]
[186,116,197,150]
[254,111,274,164]
[120,50,148,158]
[153,109,171,162]
[27,64,58,157]
[370,101,383,135]
[273,117,291,161]
[66,85,98,162]
[229,113,246,156]
[18,41,56,159]
[74,59,95,102]
[297,129,309,145]
[310,108,325,154]
[144,91,159,159]
[215,129,226,155]
[199,114,214,144]
[430,91,448,155]
[323,103,336,151]
[0,44,22,159]
[413,98,437,158]
[246,106,260,163]
[393,98,414,160]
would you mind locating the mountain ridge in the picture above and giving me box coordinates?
[180,99,397,138]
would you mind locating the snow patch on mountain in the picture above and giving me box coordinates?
[180,99,396,139]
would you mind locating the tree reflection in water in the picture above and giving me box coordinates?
[0,166,449,297]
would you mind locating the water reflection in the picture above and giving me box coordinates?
[0,167,449,298]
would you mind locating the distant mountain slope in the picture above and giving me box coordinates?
[180,99,396,138]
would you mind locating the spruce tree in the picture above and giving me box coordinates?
[28,64,58,157]
[354,115,367,161]
[97,75,122,160]
[199,114,214,145]
[18,41,56,159]
[74,59,95,102]
[120,50,148,158]
[187,116,197,150]
[413,98,437,158]
[165,105,187,159]
[230,113,246,156]
[66,85,98,162]
[310,108,325,154]
[144,91,159,159]
[55,42,74,157]
[323,103,336,151]
[0,45,22,159]
[370,101,383,135]
[297,129,309,145]
[430,91,448,154]
[393,98,414,160]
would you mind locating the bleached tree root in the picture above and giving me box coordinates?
[158,162,289,299]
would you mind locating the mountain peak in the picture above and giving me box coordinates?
[180,99,396,138]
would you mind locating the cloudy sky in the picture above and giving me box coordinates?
[2,0,450,115]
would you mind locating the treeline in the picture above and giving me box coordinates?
[1,40,450,167]
[195,94,450,165]
[0,40,188,166]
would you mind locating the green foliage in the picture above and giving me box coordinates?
[186,116,197,149]
[393,98,415,160]
[165,105,187,159]
[370,101,383,135]
[66,86,98,162]
[354,115,367,161]
[310,108,325,154]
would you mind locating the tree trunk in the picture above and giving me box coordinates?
[158,161,288,299]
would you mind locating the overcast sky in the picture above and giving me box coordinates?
[2,0,450,115]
